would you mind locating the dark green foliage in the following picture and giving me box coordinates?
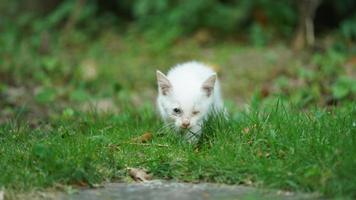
[1,0,354,46]
[340,14,356,42]
[264,47,355,107]
[115,0,298,46]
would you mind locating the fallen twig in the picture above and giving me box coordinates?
[120,142,169,147]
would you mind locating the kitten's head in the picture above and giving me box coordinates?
[156,70,216,130]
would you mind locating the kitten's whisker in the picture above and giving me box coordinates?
[157,124,170,134]
[185,129,200,141]
[158,123,176,135]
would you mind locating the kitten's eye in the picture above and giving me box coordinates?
[173,108,182,114]
[192,111,200,115]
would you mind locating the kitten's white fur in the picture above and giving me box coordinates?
[156,61,224,143]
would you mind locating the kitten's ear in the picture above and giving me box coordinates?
[202,74,216,97]
[156,70,172,95]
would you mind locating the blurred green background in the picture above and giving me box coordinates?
[0,0,355,122]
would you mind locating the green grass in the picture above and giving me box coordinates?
[0,102,355,198]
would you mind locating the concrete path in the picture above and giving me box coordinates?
[65,181,320,200]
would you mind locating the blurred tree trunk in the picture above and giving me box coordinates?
[292,0,322,50]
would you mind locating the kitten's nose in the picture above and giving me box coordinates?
[181,120,190,129]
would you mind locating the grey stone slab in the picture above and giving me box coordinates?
[65,181,320,200]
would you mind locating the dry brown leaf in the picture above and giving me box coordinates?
[128,168,152,182]
[126,143,168,147]
[242,127,250,134]
[131,132,153,143]
[74,180,88,187]
[243,124,257,134]
[260,86,270,98]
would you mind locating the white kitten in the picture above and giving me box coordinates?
[156,61,224,143]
